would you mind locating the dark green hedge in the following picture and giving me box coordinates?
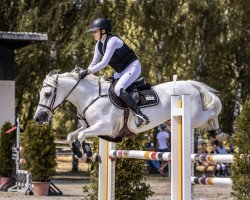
[22,121,56,182]
[0,122,13,177]
[231,99,250,200]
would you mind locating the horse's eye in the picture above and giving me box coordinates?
[45,92,51,99]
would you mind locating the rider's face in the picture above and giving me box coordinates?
[91,29,101,41]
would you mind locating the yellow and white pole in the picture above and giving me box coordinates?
[171,94,191,200]
[98,139,115,200]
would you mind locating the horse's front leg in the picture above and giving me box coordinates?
[67,121,88,160]
[77,120,113,163]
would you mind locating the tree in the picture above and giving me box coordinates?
[231,99,250,199]
[226,0,250,132]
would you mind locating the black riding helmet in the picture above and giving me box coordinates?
[87,18,112,33]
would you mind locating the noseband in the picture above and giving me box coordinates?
[38,85,58,114]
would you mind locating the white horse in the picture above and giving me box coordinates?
[34,71,229,162]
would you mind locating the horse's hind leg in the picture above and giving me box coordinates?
[207,117,230,141]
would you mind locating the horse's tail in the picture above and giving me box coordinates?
[188,80,222,112]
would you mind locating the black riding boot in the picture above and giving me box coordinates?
[119,88,150,128]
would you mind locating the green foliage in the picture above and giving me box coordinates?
[231,99,250,200]
[84,136,153,200]
[0,122,13,177]
[115,136,154,200]
[22,121,56,182]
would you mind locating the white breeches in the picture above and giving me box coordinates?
[113,60,141,96]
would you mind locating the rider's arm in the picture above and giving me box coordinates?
[88,43,102,69]
[88,37,123,74]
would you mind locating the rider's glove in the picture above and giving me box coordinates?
[79,69,90,79]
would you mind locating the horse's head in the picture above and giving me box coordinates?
[34,71,60,125]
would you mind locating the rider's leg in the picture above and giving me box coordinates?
[119,88,150,127]
[114,60,150,127]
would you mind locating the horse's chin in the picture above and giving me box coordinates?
[36,121,44,126]
[34,119,47,126]
[34,110,51,126]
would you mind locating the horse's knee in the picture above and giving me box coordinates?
[77,132,86,143]
[67,132,77,144]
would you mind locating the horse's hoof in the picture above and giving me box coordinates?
[91,153,102,163]
[96,154,102,163]
[216,132,231,141]
[79,154,91,163]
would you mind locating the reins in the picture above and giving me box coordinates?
[54,79,81,111]
[77,79,109,127]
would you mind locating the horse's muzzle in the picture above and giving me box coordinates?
[34,110,49,125]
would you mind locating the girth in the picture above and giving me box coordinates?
[99,108,137,143]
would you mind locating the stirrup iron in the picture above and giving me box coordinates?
[134,114,150,128]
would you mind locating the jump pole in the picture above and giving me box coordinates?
[171,94,191,200]
[98,94,191,200]
[108,150,234,163]
[98,139,115,200]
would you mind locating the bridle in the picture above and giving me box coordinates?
[38,73,109,127]
[38,74,81,114]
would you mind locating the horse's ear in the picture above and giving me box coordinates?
[71,67,85,74]
[48,70,59,76]
[71,67,86,80]
[55,74,59,82]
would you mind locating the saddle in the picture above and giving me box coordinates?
[109,77,159,109]
[99,77,159,143]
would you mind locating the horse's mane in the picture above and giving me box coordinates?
[58,72,108,84]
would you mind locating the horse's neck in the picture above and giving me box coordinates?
[64,75,109,113]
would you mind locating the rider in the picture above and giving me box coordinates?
[79,17,150,128]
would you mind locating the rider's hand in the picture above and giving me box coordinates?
[79,69,91,79]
